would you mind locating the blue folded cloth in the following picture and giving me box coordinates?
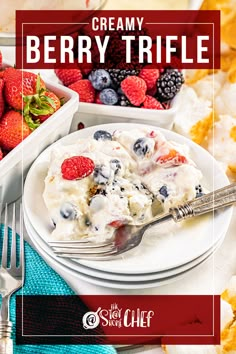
[0,226,116,354]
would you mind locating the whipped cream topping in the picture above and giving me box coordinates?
[43,128,203,241]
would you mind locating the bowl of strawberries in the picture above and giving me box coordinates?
[0,56,79,204]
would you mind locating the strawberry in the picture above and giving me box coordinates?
[121,76,147,106]
[0,79,5,119]
[54,68,82,86]
[68,80,95,103]
[156,149,187,166]
[4,67,46,110]
[0,111,31,150]
[108,220,124,228]
[61,156,95,180]
[32,91,61,123]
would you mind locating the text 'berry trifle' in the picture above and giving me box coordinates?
[43,127,203,241]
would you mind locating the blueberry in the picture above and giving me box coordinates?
[110,159,121,174]
[133,138,150,157]
[93,165,111,185]
[159,186,169,198]
[89,69,111,90]
[90,195,107,212]
[60,202,77,220]
[100,88,118,105]
[195,184,204,198]
[93,130,112,141]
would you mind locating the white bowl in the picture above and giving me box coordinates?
[71,94,179,132]
[23,123,232,275]
[0,64,79,204]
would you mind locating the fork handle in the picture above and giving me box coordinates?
[0,321,13,354]
[0,338,13,354]
[170,183,236,221]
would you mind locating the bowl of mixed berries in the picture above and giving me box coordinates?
[55,65,184,130]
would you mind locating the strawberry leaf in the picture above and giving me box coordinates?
[24,114,41,130]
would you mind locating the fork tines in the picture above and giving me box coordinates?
[0,203,24,271]
[49,239,118,259]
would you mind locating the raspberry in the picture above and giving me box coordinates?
[146,86,157,97]
[121,76,147,106]
[68,80,95,103]
[143,96,164,110]
[79,56,93,76]
[95,93,103,104]
[0,51,2,68]
[0,147,3,161]
[55,69,82,86]
[61,156,95,180]
[139,67,160,90]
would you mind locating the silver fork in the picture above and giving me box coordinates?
[49,183,236,261]
[0,203,24,354]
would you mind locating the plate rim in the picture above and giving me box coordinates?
[24,210,221,290]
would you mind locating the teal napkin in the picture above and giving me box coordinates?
[0,226,116,354]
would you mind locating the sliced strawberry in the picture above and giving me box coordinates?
[156,149,187,166]
[108,220,124,228]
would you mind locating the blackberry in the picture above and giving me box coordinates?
[108,68,140,87]
[119,94,132,107]
[156,69,184,102]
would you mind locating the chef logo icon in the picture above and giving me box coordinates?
[82,307,101,329]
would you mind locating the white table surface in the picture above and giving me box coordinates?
[2,46,236,354]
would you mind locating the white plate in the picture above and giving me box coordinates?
[23,123,232,275]
[24,207,225,282]
[24,210,221,290]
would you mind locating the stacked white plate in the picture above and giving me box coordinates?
[23,123,233,290]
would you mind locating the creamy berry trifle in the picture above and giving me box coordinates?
[43,128,203,241]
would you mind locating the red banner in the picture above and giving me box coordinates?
[15,10,220,69]
[16,295,220,345]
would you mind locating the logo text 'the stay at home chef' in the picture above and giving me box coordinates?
[82,303,155,329]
